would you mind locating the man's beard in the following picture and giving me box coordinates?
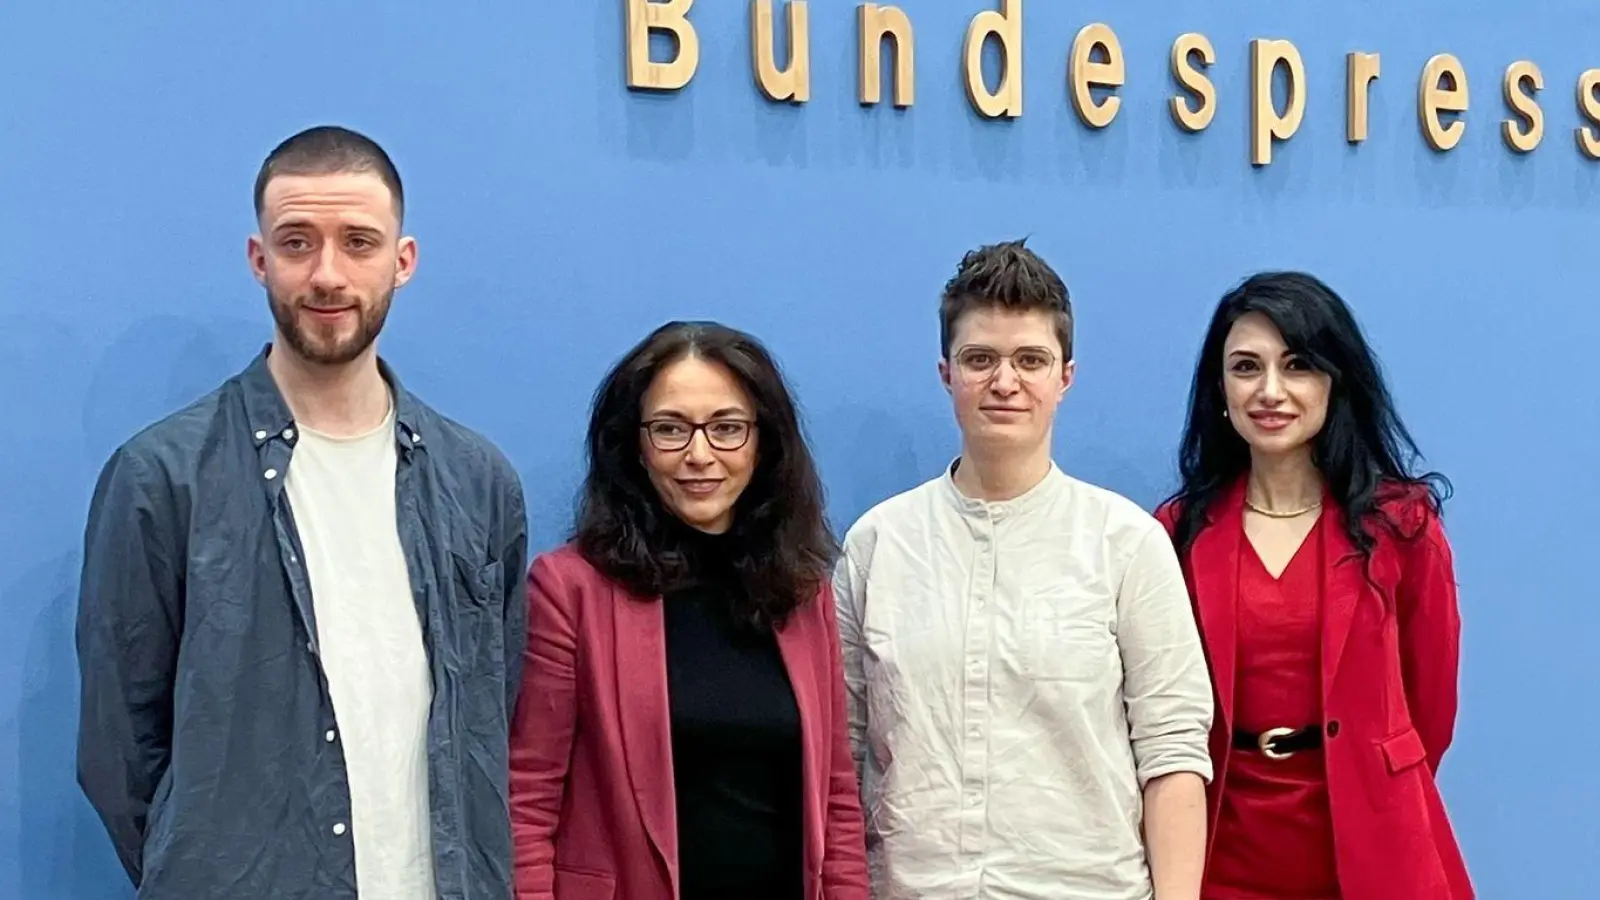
[268,284,392,366]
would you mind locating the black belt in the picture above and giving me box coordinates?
[1233,725,1324,759]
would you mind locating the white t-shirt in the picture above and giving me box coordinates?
[285,402,436,900]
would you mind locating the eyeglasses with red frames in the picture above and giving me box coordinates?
[640,418,757,452]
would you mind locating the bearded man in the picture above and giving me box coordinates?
[74,125,528,900]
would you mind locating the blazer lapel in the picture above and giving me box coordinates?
[1318,495,1364,696]
[612,589,678,886]
[774,615,822,875]
[1191,482,1245,731]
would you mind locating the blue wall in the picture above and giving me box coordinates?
[3,1,1595,896]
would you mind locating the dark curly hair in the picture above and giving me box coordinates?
[1164,271,1451,559]
[572,320,838,633]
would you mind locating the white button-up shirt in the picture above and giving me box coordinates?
[833,462,1214,900]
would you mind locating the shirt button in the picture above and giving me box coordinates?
[332,822,346,836]
[410,432,421,443]
[283,428,296,440]
[325,729,336,743]
[254,430,267,440]
[263,468,278,480]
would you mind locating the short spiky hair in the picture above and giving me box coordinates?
[939,238,1074,361]
[252,125,404,223]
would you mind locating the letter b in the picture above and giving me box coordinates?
[626,0,700,91]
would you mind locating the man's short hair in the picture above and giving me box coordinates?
[252,125,405,224]
[939,238,1074,362]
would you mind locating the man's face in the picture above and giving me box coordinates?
[247,171,415,367]
[938,307,1074,453]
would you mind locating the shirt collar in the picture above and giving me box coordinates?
[237,343,427,454]
[939,455,1066,520]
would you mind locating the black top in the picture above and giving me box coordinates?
[662,522,805,900]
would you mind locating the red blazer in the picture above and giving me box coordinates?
[508,543,870,900]
[1157,480,1474,900]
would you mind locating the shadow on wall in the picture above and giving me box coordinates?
[4,315,249,897]
[1069,441,1171,513]
[9,553,132,899]
[81,315,248,461]
[521,449,585,556]
[811,402,941,531]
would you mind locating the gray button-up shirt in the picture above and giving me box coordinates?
[74,347,529,899]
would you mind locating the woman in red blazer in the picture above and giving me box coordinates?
[509,320,869,900]
[1156,272,1473,900]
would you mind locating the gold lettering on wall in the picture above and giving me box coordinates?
[964,0,1023,119]
[858,4,914,107]
[625,0,700,91]
[1501,61,1544,153]
[1579,70,1600,159]
[1168,33,1216,132]
[752,1,811,103]
[1346,52,1381,143]
[1250,39,1306,166]
[619,10,1600,164]
[1069,23,1124,129]
[1420,54,1469,151]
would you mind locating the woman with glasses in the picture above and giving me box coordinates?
[509,321,869,900]
[1155,272,1473,900]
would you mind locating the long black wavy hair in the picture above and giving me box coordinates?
[572,320,838,632]
[1164,271,1451,558]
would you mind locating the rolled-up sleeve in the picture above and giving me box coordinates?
[1115,521,1215,787]
[75,445,183,886]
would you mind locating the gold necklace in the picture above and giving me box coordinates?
[1244,497,1322,518]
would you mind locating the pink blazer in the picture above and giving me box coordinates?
[509,543,870,900]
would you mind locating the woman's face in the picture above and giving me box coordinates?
[1221,312,1332,458]
[639,355,759,534]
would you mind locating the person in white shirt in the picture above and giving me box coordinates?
[833,239,1215,900]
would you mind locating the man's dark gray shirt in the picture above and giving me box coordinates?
[74,348,529,899]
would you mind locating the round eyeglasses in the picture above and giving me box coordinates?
[952,345,1059,384]
[641,418,756,452]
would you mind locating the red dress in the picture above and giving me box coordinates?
[1203,516,1341,900]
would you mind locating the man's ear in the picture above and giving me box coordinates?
[1059,359,1076,398]
[394,235,418,289]
[246,234,268,286]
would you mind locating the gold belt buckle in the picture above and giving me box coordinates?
[1258,726,1297,760]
